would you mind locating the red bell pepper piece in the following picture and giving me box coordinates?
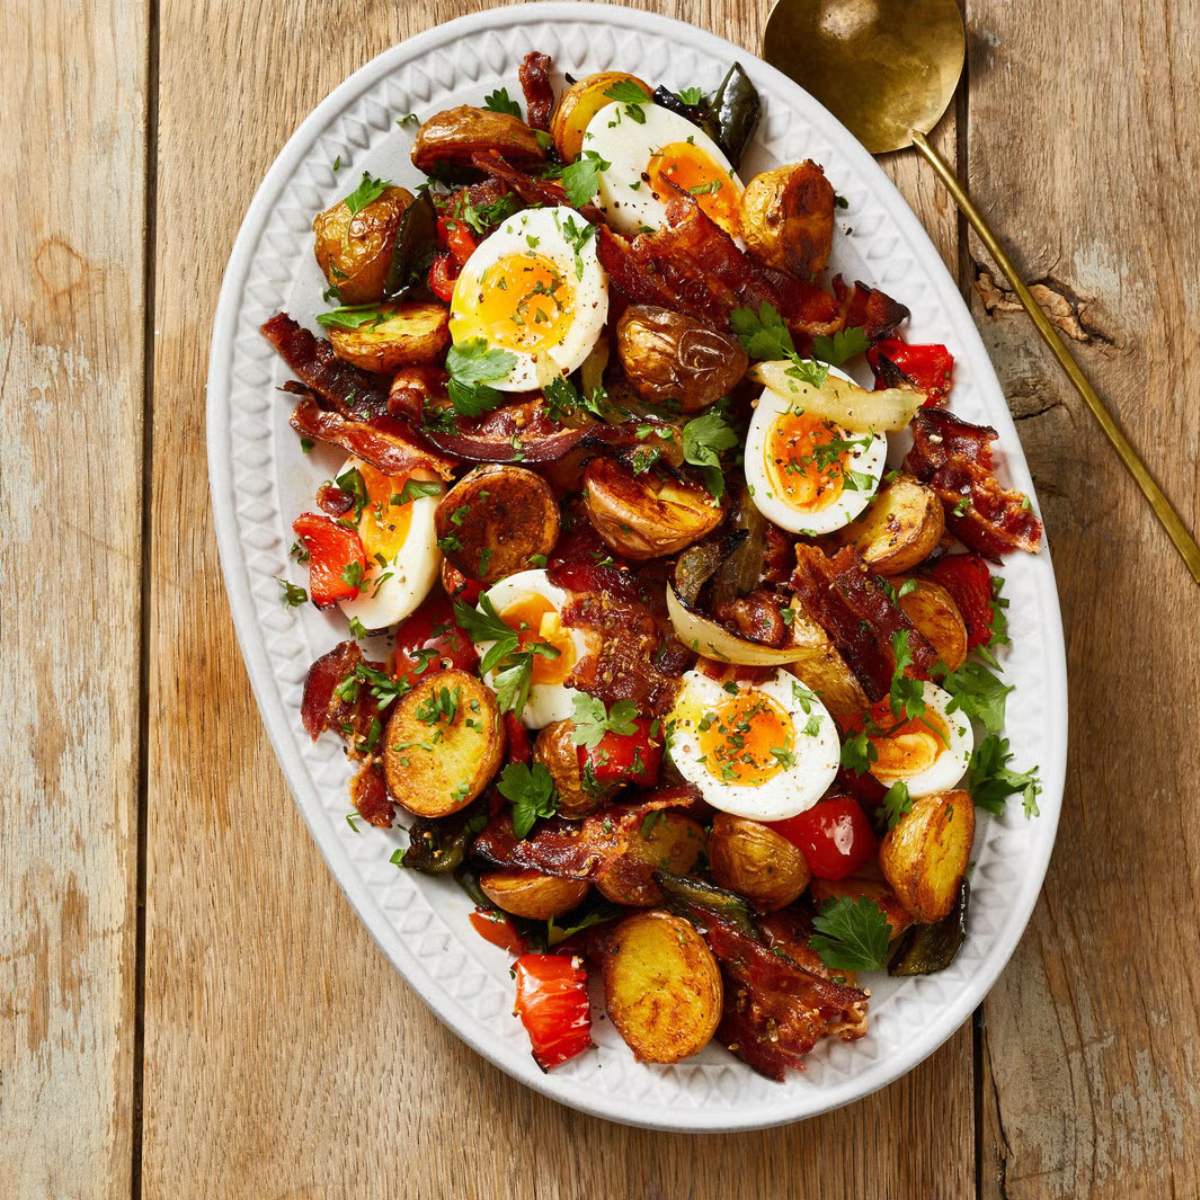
[427,252,458,303]
[868,338,955,407]
[390,592,479,686]
[504,712,532,765]
[924,553,995,648]
[770,797,878,881]
[469,909,528,956]
[577,718,662,787]
[512,954,593,1071]
[437,215,479,267]
[291,512,367,608]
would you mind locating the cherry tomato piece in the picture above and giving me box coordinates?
[770,796,878,881]
[390,592,478,686]
[577,718,662,787]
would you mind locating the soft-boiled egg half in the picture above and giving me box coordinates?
[667,668,840,821]
[449,206,608,392]
[475,569,598,729]
[865,681,972,797]
[337,458,441,630]
[744,366,888,535]
[585,102,744,240]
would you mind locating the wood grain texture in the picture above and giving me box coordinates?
[142,2,972,1198]
[966,2,1200,1197]
[0,0,147,1196]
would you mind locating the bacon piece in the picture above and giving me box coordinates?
[518,50,555,131]
[387,365,447,423]
[316,482,354,518]
[828,546,939,678]
[832,276,910,341]
[300,641,386,755]
[261,312,390,419]
[349,761,394,828]
[289,395,459,480]
[905,409,1043,557]
[713,588,789,647]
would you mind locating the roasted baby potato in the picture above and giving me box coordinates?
[786,599,871,726]
[583,457,723,561]
[434,465,560,584]
[810,875,915,940]
[533,720,617,820]
[328,301,451,373]
[880,790,975,923]
[600,911,722,1063]
[412,106,546,177]
[740,161,835,278]
[479,868,590,920]
[707,813,810,912]
[896,577,968,672]
[383,669,503,818]
[838,473,945,575]
[550,72,652,161]
[313,184,414,305]
[615,306,749,412]
[594,811,705,906]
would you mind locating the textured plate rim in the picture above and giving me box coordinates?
[206,0,1068,1132]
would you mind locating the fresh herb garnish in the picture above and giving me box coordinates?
[809,896,891,972]
[446,337,517,417]
[344,172,390,214]
[888,630,926,721]
[315,304,386,330]
[840,729,878,774]
[681,409,738,499]
[559,150,611,206]
[939,660,1012,734]
[393,479,442,505]
[277,579,307,607]
[334,466,368,522]
[497,761,559,838]
[570,694,639,748]
[812,326,870,366]
[967,734,1041,818]
[880,781,912,831]
[675,86,704,105]
[483,86,522,117]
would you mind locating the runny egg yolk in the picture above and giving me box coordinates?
[868,707,951,784]
[468,253,574,353]
[646,142,740,237]
[766,411,853,513]
[355,461,415,562]
[499,593,576,685]
[696,692,795,785]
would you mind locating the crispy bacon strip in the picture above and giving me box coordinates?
[469,150,607,223]
[349,761,394,829]
[289,396,459,480]
[518,50,555,131]
[905,409,1043,557]
[832,276,910,341]
[301,641,387,753]
[261,312,390,419]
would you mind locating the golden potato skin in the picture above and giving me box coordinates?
[615,306,749,412]
[838,473,945,575]
[479,869,589,920]
[708,813,810,912]
[313,185,413,304]
[810,875,915,940]
[412,106,546,175]
[533,720,615,820]
[551,72,652,161]
[434,465,560,584]
[583,457,723,561]
[383,669,503,818]
[593,811,705,906]
[740,161,835,277]
[880,790,975,923]
[896,577,968,672]
[601,911,722,1063]
[327,301,450,373]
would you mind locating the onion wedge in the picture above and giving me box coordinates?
[666,583,809,666]
[750,360,923,432]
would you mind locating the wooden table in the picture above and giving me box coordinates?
[4,1,1198,1196]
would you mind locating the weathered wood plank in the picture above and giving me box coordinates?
[0,1,147,1196]
[141,3,972,1196]
[967,2,1200,1196]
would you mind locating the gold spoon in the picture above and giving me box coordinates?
[763,0,1200,583]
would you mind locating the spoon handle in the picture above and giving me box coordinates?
[910,129,1200,584]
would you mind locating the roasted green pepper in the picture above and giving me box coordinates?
[655,870,758,937]
[708,63,762,167]
[888,879,970,975]
[399,798,488,875]
[383,188,438,297]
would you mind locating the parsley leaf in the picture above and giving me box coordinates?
[559,150,611,207]
[556,212,597,279]
[880,781,912,831]
[730,302,796,361]
[940,661,1013,734]
[675,86,704,105]
[344,172,390,214]
[446,337,517,417]
[454,595,559,716]
[277,578,307,607]
[809,896,891,972]
[570,694,639,748]
[483,86,522,117]
[498,762,559,838]
[967,734,1042,818]
[812,326,870,366]
[334,466,368,522]
[604,80,650,105]
[547,906,620,946]
[315,304,386,330]
[840,729,878,774]
[393,479,442,505]
[682,410,738,499]
[888,630,926,721]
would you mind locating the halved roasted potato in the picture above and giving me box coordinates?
[328,301,450,373]
[434,464,559,583]
[837,473,945,575]
[412,106,546,176]
[479,868,589,919]
[533,719,617,820]
[313,184,414,305]
[615,306,749,412]
[879,789,974,923]
[810,875,915,940]
[708,813,810,912]
[550,72,652,161]
[583,457,723,561]
[896,577,968,671]
[383,669,503,818]
[740,161,835,278]
[593,810,705,906]
[786,598,871,726]
[600,911,722,1063]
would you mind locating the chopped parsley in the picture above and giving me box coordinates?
[880,781,912,831]
[570,695,639,748]
[483,86,522,117]
[393,479,442,505]
[809,896,891,972]
[812,326,870,366]
[497,761,559,838]
[344,172,390,214]
[446,337,517,417]
[277,579,307,607]
[681,410,738,499]
[559,150,611,206]
[967,734,1042,818]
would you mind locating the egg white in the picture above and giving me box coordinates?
[336,458,441,631]
[667,669,840,821]
[868,681,973,797]
[476,569,595,729]
[449,206,608,392]
[745,365,888,535]
[585,102,744,237]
